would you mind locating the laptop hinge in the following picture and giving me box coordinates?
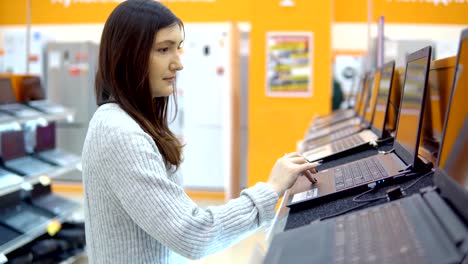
[420,185,437,194]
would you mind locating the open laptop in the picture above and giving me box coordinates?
[0,77,43,118]
[266,42,468,261]
[309,75,367,129]
[302,65,395,161]
[23,77,67,114]
[0,224,21,248]
[29,183,80,217]
[303,74,373,142]
[1,130,56,176]
[302,62,395,150]
[0,167,23,190]
[288,46,432,208]
[0,190,53,234]
[34,122,80,166]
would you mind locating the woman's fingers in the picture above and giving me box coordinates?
[302,169,317,183]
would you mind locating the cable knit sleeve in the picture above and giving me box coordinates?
[96,122,278,260]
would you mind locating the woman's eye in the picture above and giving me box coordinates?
[158,47,169,53]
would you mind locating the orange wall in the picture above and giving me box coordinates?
[0,1,26,25]
[334,0,368,23]
[247,0,332,186]
[0,0,332,188]
[0,0,251,25]
[335,0,468,24]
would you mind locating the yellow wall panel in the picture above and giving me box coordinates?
[373,0,468,24]
[248,0,332,186]
[0,1,26,25]
[0,0,251,25]
[334,0,468,24]
[334,0,368,22]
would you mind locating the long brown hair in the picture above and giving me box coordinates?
[95,0,183,168]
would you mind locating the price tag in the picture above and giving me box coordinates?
[47,219,62,236]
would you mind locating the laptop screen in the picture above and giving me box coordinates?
[1,131,26,161]
[443,119,468,189]
[23,77,46,102]
[372,62,395,133]
[0,78,17,104]
[351,77,364,111]
[357,75,372,117]
[433,30,468,221]
[353,75,367,113]
[364,73,379,123]
[35,123,56,152]
[394,50,431,165]
[439,39,468,170]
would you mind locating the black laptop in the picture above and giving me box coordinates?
[289,46,432,207]
[23,76,67,114]
[34,122,80,167]
[0,224,21,248]
[1,130,56,176]
[29,183,79,217]
[302,61,395,150]
[0,78,42,118]
[266,30,468,264]
[0,191,53,234]
[265,100,468,264]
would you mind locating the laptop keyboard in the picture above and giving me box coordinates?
[304,127,358,150]
[0,225,20,246]
[0,104,41,117]
[29,101,65,114]
[33,195,79,216]
[334,201,427,264]
[331,127,356,140]
[0,206,51,234]
[40,149,80,166]
[334,158,389,190]
[6,157,55,176]
[331,134,366,153]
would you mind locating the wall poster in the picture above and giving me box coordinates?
[266,32,313,97]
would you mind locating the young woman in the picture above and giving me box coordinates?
[82,0,319,263]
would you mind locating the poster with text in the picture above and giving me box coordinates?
[266,32,313,97]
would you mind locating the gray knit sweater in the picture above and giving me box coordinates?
[82,103,279,263]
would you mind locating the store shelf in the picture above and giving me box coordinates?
[0,162,82,197]
[0,201,82,256]
[0,108,75,127]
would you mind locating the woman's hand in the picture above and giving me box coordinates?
[267,152,321,196]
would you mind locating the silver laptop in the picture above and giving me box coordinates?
[304,74,374,142]
[302,61,395,150]
[301,64,397,163]
[309,75,367,129]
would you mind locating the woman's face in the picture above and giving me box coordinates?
[149,24,184,98]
